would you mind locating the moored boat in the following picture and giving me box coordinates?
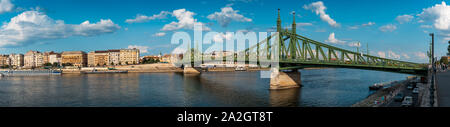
[83,70,128,74]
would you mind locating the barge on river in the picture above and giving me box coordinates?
[0,70,62,76]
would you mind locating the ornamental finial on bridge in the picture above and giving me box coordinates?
[292,11,296,34]
[277,9,281,32]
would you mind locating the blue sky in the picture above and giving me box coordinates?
[0,0,449,63]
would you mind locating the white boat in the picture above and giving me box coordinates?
[369,81,394,90]
[0,70,61,76]
[235,66,246,71]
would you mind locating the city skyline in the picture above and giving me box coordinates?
[0,0,450,63]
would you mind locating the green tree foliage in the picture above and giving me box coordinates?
[142,57,160,64]
[441,57,449,64]
[43,62,52,66]
[448,41,450,56]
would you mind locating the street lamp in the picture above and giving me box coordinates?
[429,33,435,72]
[429,33,435,106]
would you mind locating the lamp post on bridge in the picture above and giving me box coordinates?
[429,33,435,106]
[430,33,435,72]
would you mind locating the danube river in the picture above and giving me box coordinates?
[0,68,410,107]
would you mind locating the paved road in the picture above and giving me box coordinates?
[385,83,419,107]
[437,70,450,107]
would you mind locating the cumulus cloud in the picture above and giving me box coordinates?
[378,50,402,59]
[377,51,386,58]
[0,11,120,47]
[171,47,187,54]
[213,32,234,43]
[297,22,313,27]
[207,6,252,27]
[125,11,170,23]
[387,50,400,59]
[402,53,410,59]
[349,22,375,30]
[303,1,339,27]
[0,0,13,14]
[396,14,414,24]
[379,24,397,32]
[128,45,149,53]
[417,1,450,31]
[153,32,166,37]
[414,52,427,59]
[162,9,210,31]
[325,32,345,44]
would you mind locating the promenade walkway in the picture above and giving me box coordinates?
[437,70,450,107]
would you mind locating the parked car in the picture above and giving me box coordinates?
[407,85,414,90]
[394,93,404,102]
[412,88,419,94]
[401,96,413,107]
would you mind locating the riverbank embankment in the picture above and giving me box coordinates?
[352,77,417,107]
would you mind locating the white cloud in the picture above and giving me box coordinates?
[128,45,149,53]
[213,32,234,43]
[227,0,256,3]
[378,50,402,59]
[207,6,252,27]
[362,22,375,26]
[402,53,410,59]
[348,42,361,47]
[153,32,166,37]
[420,25,432,28]
[377,51,386,58]
[396,14,414,24]
[297,22,313,27]
[348,26,359,30]
[125,11,170,23]
[303,1,339,27]
[0,0,13,14]
[0,11,120,47]
[325,32,345,44]
[387,50,400,59]
[414,52,427,59]
[379,24,397,32]
[73,19,120,36]
[171,47,187,54]
[417,1,450,31]
[349,22,375,30]
[161,9,211,31]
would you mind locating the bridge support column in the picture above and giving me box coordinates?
[270,69,301,90]
[183,67,202,74]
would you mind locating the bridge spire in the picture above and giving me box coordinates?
[277,9,282,32]
[292,11,296,34]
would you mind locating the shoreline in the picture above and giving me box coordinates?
[1,63,272,74]
[351,76,427,107]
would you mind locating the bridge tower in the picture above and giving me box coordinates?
[270,9,302,90]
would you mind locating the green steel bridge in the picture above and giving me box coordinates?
[180,9,428,76]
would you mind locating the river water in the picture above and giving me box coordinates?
[0,68,410,107]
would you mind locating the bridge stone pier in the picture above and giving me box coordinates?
[183,67,202,74]
[270,68,302,90]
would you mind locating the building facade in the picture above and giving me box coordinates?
[0,55,9,67]
[88,51,95,67]
[48,52,61,65]
[119,48,140,65]
[24,50,43,68]
[108,50,120,65]
[61,51,87,67]
[9,54,24,67]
